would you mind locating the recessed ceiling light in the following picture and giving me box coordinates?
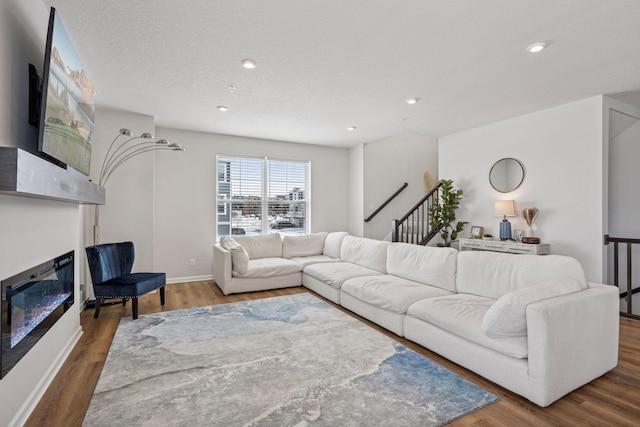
[347,126,356,131]
[526,42,546,53]
[406,98,420,105]
[241,59,257,69]
[217,106,229,112]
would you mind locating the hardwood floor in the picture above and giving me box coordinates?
[26,281,640,426]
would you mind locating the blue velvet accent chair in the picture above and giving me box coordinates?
[85,241,166,319]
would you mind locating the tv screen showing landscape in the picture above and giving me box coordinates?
[38,8,96,176]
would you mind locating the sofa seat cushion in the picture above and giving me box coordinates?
[282,232,328,258]
[406,294,528,359]
[290,255,339,269]
[386,243,458,292]
[232,257,301,278]
[303,262,382,289]
[341,275,452,314]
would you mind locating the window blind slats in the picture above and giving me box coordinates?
[216,156,309,239]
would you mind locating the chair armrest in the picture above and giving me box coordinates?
[525,283,619,406]
[213,244,233,295]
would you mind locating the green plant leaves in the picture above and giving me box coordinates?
[428,179,467,247]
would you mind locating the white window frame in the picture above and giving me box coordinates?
[215,154,310,240]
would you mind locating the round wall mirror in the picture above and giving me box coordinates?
[489,158,524,193]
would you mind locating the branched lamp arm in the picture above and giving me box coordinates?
[101,144,183,186]
[92,128,184,245]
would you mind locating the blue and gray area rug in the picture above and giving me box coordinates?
[84,293,497,426]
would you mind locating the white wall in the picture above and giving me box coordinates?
[363,133,438,240]
[604,98,640,314]
[0,2,82,425]
[80,108,156,300]
[153,127,350,281]
[440,96,605,282]
[348,144,364,237]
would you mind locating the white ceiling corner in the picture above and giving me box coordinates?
[41,0,640,147]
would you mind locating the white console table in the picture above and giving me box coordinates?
[459,238,550,255]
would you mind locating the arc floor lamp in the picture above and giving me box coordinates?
[93,128,184,245]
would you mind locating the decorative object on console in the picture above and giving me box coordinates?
[522,237,541,244]
[470,226,484,239]
[423,170,436,192]
[494,200,516,241]
[523,207,539,238]
[93,128,184,244]
[483,233,493,240]
[428,179,468,247]
[514,229,524,241]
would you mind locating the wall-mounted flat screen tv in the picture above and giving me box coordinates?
[37,7,96,176]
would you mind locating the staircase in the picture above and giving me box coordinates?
[391,181,442,245]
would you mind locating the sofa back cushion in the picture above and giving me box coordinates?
[386,243,458,292]
[340,236,389,273]
[282,232,328,258]
[323,231,349,258]
[456,251,587,299]
[233,233,282,259]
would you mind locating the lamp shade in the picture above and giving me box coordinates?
[494,200,516,218]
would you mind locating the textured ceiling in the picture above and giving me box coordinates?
[42,0,640,147]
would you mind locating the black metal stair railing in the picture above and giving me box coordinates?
[364,182,408,223]
[391,181,442,245]
[604,234,640,319]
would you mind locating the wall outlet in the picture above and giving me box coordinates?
[190,259,196,267]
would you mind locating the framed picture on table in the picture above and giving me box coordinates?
[514,229,524,241]
[470,226,484,239]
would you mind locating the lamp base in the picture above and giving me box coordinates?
[499,219,512,240]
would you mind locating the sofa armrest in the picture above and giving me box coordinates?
[213,244,233,295]
[525,283,619,406]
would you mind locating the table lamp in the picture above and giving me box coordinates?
[494,200,516,240]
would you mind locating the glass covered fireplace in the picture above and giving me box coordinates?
[1,251,74,378]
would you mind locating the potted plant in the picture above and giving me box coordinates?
[428,179,468,247]
[483,233,493,240]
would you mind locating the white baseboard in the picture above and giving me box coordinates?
[10,326,83,427]
[167,274,214,284]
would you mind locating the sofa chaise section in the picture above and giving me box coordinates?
[403,251,619,407]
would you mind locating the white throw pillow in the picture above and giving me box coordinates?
[482,277,583,339]
[219,236,249,275]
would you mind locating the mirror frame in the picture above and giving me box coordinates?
[489,157,524,193]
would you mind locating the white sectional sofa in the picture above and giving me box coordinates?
[213,232,619,407]
[213,232,347,295]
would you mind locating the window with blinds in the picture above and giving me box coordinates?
[216,155,309,239]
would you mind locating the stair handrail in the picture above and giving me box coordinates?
[604,234,640,319]
[364,182,408,223]
[396,181,441,225]
[391,181,443,245]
